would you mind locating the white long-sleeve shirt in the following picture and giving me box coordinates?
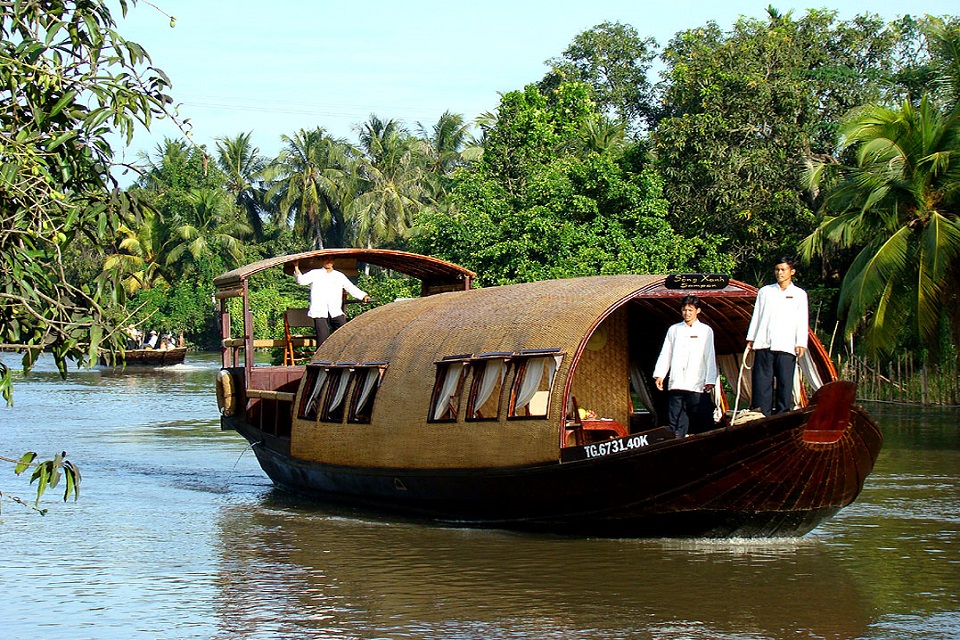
[746,282,809,354]
[296,268,367,319]
[653,319,718,393]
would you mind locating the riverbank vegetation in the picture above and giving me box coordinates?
[2,3,959,406]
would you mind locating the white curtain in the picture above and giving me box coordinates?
[355,368,381,412]
[304,369,328,416]
[514,357,547,413]
[472,360,505,417]
[432,362,465,421]
[328,371,351,414]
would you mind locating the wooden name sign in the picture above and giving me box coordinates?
[664,274,730,290]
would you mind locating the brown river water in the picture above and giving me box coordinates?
[0,352,957,639]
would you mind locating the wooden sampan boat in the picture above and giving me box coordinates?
[101,346,187,367]
[214,249,882,538]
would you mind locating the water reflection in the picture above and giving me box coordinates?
[212,494,872,640]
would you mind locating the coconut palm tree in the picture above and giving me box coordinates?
[802,95,960,354]
[416,111,473,174]
[102,206,172,295]
[347,115,429,248]
[415,111,477,199]
[165,188,252,270]
[262,128,353,249]
[216,132,268,239]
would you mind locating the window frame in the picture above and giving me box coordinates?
[428,355,471,423]
[347,363,388,424]
[507,350,563,420]
[465,353,512,421]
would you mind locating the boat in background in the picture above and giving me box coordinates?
[213,249,882,538]
[100,347,187,367]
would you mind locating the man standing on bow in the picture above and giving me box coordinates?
[653,295,718,437]
[746,257,809,416]
[294,257,370,345]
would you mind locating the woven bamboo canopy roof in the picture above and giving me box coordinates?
[316,274,759,366]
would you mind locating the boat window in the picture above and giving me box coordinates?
[320,368,352,423]
[348,366,386,424]
[509,354,562,418]
[299,366,329,420]
[466,358,507,420]
[429,360,467,422]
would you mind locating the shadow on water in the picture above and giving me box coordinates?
[210,490,873,640]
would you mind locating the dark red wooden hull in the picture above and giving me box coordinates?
[224,394,882,538]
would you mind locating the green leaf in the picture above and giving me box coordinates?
[46,130,78,151]
[15,452,37,475]
[63,460,81,501]
[49,90,79,118]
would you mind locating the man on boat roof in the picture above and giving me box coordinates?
[293,257,371,346]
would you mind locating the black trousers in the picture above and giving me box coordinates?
[666,390,714,437]
[313,314,346,345]
[751,348,796,416]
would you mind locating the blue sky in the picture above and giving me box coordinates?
[114,0,957,167]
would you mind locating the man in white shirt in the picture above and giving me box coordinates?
[746,257,809,416]
[143,330,158,349]
[653,295,718,437]
[293,257,370,345]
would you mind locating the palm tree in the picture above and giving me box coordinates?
[802,95,960,354]
[136,138,194,191]
[415,111,477,199]
[165,188,252,270]
[262,128,353,249]
[416,111,473,174]
[216,132,268,239]
[347,115,429,248]
[102,206,172,295]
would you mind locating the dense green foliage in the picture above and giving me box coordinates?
[410,83,730,284]
[653,9,928,281]
[3,2,959,385]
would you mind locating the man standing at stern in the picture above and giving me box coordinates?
[746,257,809,416]
[294,257,370,345]
[653,295,718,437]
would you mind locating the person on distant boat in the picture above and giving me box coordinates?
[746,257,809,416]
[143,330,159,349]
[293,257,370,345]
[653,295,718,437]
[124,325,141,349]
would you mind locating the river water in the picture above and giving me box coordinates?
[0,352,957,640]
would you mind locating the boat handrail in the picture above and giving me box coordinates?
[245,389,296,403]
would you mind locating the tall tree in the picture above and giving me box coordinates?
[416,111,473,174]
[653,9,912,281]
[216,132,268,239]
[411,82,728,285]
[541,21,658,133]
[166,188,251,271]
[262,128,353,249]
